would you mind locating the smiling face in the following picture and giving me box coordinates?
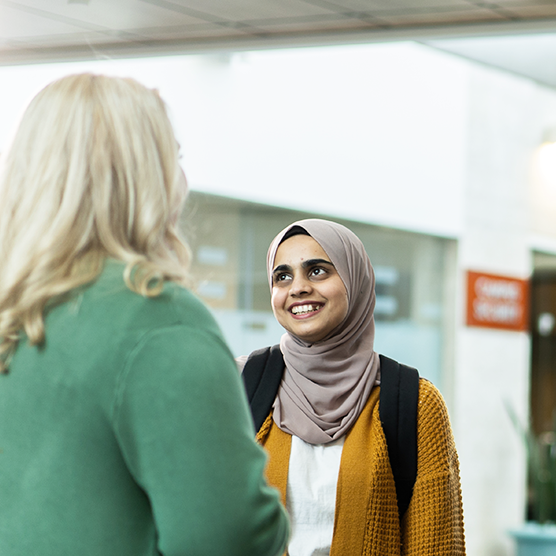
[271,234,349,344]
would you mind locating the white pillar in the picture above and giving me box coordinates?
[453,65,536,556]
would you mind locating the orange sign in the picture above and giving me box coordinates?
[466,271,529,331]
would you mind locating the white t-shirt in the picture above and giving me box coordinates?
[286,435,344,556]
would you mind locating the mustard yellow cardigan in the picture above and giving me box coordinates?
[256,379,466,556]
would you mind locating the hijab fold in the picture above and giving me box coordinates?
[267,219,380,445]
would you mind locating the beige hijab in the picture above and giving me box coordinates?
[267,219,380,445]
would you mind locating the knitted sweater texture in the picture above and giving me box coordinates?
[257,379,465,556]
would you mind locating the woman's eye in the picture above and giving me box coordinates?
[274,273,290,283]
[310,267,326,277]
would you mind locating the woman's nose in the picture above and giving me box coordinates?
[290,274,312,296]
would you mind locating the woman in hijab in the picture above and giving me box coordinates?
[241,218,465,556]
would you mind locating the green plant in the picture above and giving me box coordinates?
[506,402,556,524]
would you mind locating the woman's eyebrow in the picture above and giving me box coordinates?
[272,264,292,274]
[273,259,334,275]
[301,258,334,269]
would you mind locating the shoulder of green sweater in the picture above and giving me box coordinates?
[40,262,223,354]
[83,260,219,331]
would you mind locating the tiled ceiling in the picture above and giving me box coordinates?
[2,0,556,65]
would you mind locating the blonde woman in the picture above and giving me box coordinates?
[0,74,288,556]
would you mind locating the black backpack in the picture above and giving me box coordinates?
[242,345,419,519]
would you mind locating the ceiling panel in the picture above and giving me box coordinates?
[0,0,211,30]
[1,0,556,92]
[7,30,146,47]
[141,0,336,20]
[383,10,510,26]
[245,15,383,35]
[0,4,95,39]
[494,0,556,5]
[307,0,479,9]
[506,5,556,17]
[138,23,258,41]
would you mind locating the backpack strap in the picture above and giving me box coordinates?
[242,346,420,520]
[378,354,420,519]
[242,344,284,431]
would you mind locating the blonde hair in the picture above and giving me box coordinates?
[0,73,190,372]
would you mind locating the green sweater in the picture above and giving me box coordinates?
[0,262,289,556]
